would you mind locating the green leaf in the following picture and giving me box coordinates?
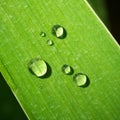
[0,0,120,120]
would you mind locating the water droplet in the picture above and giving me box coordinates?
[62,64,73,75]
[40,32,46,37]
[73,73,89,87]
[46,39,54,46]
[52,25,67,39]
[28,57,47,77]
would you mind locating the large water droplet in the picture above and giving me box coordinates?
[52,25,67,39]
[40,32,46,37]
[62,64,73,75]
[73,73,89,87]
[46,39,54,46]
[28,57,47,77]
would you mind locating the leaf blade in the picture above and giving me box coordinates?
[0,0,120,120]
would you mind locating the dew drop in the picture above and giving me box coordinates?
[73,73,89,87]
[46,39,54,46]
[40,32,46,37]
[62,64,73,75]
[28,57,47,77]
[52,25,67,39]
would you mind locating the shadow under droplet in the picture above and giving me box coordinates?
[62,64,74,75]
[68,66,74,75]
[59,27,67,39]
[52,24,67,39]
[65,66,74,75]
[81,75,90,88]
[73,73,90,88]
[40,62,52,79]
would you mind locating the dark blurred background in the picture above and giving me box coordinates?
[88,0,120,44]
[0,1,120,120]
[0,73,28,120]
[106,0,120,44]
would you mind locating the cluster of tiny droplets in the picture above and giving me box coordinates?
[29,25,89,87]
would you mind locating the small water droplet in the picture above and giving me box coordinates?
[73,73,89,87]
[46,39,54,46]
[62,64,73,75]
[40,32,46,37]
[28,57,47,77]
[52,25,67,39]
